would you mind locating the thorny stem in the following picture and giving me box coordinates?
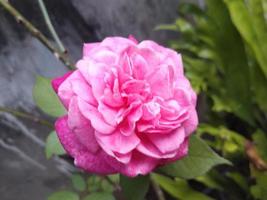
[151,177,166,200]
[0,0,75,70]
[0,106,53,128]
[37,0,66,53]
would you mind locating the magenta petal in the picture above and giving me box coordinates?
[68,97,100,153]
[51,71,73,93]
[128,35,138,44]
[55,116,116,174]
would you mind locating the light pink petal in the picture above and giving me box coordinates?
[142,101,161,121]
[90,49,118,65]
[168,52,184,76]
[120,151,159,177]
[164,137,189,163]
[101,37,136,53]
[98,101,119,126]
[78,98,115,134]
[183,108,198,136]
[83,42,100,57]
[55,116,116,174]
[146,64,174,99]
[131,53,149,80]
[51,71,73,93]
[114,152,132,164]
[57,70,83,108]
[138,40,164,52]
[95,130,140,155]
[76,59,107,100]
[102,88,125,108]
[148,127,186,154]
[137,134,177,159]
[70,78,97,106]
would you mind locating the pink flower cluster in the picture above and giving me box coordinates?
[53,36,198,177]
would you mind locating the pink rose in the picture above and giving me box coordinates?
[52,36,198,177]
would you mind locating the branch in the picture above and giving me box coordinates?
[37,0,66,53]
[0,0,75,70]
[0,106,53,128]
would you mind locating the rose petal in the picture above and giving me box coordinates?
[183,108,198,136]
[95,130,140,155]
[68,97,99,153]
[148,127,185,154]
[120,151,159,177]
[55,116,116,174]
[78,98,115,134]
[51,71,73,93]
[57,71,83,108]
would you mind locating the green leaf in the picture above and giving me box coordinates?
[196,175,224,191]
[252,130,267,161]
[206,0,254,124]
[48,191,79,200]
[45,131,65,159]
[120,175,149,200]
[251,167,267,200]
[152,173,213,200]
[83,192,115,200]
[87,176,102,192]
[223,0,267,78]
[251,63,267,113]
[160,135,231,179]
[33,75,65,117]
[71,174,86,192]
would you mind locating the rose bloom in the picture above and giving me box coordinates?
[52,36,198,177]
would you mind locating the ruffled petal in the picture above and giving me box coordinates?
[120,151,159,177]
[148,127,185,154]
[78,98,115,134]
[95,130,140,155]
[56,71,84,108]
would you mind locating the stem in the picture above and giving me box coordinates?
[0,106,53,128]
[0,0,75,70]
[151,178,166,200]
[37,0,66,53]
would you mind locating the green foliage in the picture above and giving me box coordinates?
[45,131,65,159]
[120,175,150,200]
[47,191,79,200]
[33,75,65,117]
[160,135,230,179]
[152,173,213,200]
[83,192,115,200]
[71,174,86,192]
